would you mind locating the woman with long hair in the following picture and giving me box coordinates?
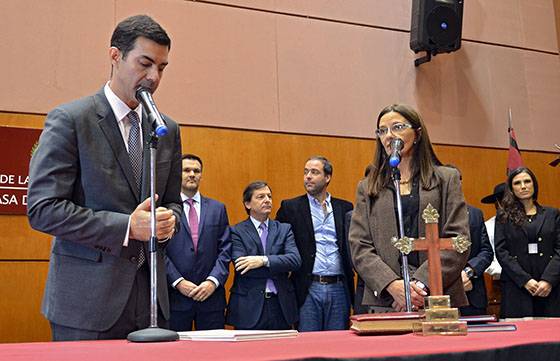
[495,167,560,318]
[349,104,470,312]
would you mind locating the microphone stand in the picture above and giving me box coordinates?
[127,131,179,342]
[391,166,413,312]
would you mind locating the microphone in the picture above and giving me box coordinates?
[135,86,168,137]
[388,138,404,168]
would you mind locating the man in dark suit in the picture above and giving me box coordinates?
[165,154,231,331]
[226,181,301,330]
[460,205,494,316]
[27,15,182,341]
[276,156,354,331]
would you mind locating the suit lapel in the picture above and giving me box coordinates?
[374,188,400,268]
[531,206,546,237]
[180,211,194,244]
[95,90,140,202]
[198,197,208,239]
[298,196,316,244]
[243,218,265,254]
[331,199,344,248]
[266,220,277,255]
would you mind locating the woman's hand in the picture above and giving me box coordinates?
[386,279,426,311]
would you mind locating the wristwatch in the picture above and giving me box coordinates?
[464,266,474,279]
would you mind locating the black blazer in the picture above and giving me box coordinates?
[276,194,354,307]
[463,206,493,310]
[495,206,560,317]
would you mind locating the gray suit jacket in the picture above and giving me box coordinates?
[27,88,182,331]
[349,166,470,308]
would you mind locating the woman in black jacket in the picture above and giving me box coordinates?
[495,167,560,318]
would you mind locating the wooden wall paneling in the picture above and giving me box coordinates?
[0,262,50,343]
[0,215,52,260]
[179,126,374,225]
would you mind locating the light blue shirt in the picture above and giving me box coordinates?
[307,193,343,276]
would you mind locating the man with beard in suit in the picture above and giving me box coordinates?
[276,156,354,331]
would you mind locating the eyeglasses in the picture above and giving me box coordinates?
[375,122,413,138]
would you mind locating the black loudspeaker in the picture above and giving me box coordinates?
[410,0,463,55]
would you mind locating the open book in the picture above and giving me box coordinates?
[178,329,298,342]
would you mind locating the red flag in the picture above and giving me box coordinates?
[507,109,523,174]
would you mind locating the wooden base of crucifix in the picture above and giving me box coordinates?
[391,203,471,336]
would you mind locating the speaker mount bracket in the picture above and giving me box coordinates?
[414,51,432,67]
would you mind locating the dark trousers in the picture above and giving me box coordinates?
[170,307,225,332]
[51,264,168,341]
[353,276,368,315]
[459,305,487,316]
[245,295,290,330]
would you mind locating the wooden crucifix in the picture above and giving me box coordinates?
[391,203,470,296]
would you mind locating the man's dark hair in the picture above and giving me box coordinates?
[307,156,333,177]
[242,181,270,215]
[110,15,171,58]
[182,153,203,171]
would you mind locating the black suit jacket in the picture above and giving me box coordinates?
[463,205,493,310]
[276,194,354,307]
[495,206,560,317]
[27,88,182,331]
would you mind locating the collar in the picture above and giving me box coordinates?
[181,191,201,204]
[306,192,331,207]
[250,216,269,230]
[104,82,143,123]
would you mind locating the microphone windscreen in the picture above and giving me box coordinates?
[390,138,404,151]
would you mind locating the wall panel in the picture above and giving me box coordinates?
[1,1,557,152]
[0,262,50,343]
[0,0,114,113]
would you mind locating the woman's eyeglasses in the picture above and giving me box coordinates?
[375,123,413,138]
